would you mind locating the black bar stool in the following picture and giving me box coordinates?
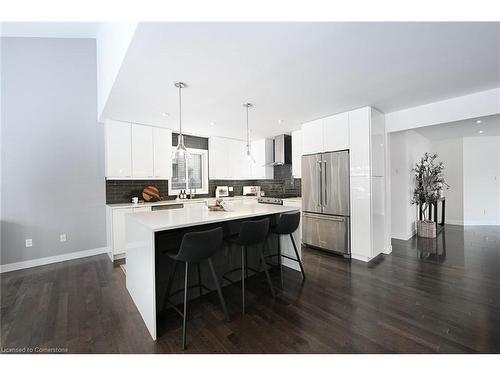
[163,227,229,350]
[264,211,305,287]
[223,217,275,314]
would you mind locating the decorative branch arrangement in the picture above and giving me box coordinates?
[410,152,449,222]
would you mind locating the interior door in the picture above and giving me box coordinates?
[301,153,322,213]
[322,151,350,216]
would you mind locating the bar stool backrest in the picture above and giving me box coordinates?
[237,218,270,246]
[176,227,224,262]
[273,211,300,234]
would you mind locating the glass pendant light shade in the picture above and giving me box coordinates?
[172,81,190,186]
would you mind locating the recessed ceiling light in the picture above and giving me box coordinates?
[476,120,482,124]
[278,119,284,124]
[478,130,484,134]
[161,112,169,117]
[210,122,216,126]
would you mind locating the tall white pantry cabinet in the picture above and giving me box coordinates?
[300,106,388,262]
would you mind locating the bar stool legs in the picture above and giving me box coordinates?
[207,258,230,322]
[258,244,276,299]
[182,262,189,350]
[241,245,246,314]
[289,234,306,280]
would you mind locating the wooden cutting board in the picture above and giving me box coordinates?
[142,186,163,202]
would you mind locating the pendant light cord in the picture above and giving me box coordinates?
[246,105,249,150]
[178,84,182,136]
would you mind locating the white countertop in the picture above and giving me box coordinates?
[106,195,258,209]
[126,200,300,232]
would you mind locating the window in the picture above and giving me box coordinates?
[169,147,209,195]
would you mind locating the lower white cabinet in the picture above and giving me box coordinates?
[106,206,151,260]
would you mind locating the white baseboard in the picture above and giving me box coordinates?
[446,219,464,225]
[351,253,374,262]
[0,247,110,273]
[382,245,393,255]
[463,221,500,226]
[391,230,415,241]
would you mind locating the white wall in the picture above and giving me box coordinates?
[463,136,500,225]
[1,37,106,267]
[431,138,464,225]
[96,23,137,120]
[390,130,431,239]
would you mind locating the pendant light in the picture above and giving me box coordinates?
[243,103,255,163]
[172,81,189,161]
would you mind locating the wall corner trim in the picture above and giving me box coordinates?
[0,247,110,273]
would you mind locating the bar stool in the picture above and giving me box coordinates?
[223,217,275,314]
[264,211,305,287]
[163,227,229,350]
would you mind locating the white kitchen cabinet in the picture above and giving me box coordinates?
[323,112,349,152]
[153,127,172,179]
[301,119,323,155]
[107,206,152,260]
[105,120,132,178]
[349,176,372,261]
[228,139,251,179]
[291,130,302,178]
[131,124,154,178]
[209,137,229,179]
[348,106,385,177]
[251,138,274,179]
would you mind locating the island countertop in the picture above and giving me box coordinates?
[127,200,300,232]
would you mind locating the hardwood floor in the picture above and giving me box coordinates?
[1,225,499,353]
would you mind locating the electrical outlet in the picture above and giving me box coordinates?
[25,239,33,248]
[60,234,67,242]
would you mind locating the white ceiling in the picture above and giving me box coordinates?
[48,22,498,140]
[413,114,500,141]
[1,22,99,38]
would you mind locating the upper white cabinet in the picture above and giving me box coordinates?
[251,138,274,179]
[323,112,349,152]
[105,120,132,178]
[153,127,172,179]
[291,130,302,178]
[105,120,173,179]
[301,119,323,155]
[302,113,349,155]
[209,137,229,179]
[348,107,385,177]
[131,124,154,178]
[209,136,273,180]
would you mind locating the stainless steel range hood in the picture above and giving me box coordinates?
[273,134,292,165]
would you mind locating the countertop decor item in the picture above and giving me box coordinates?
[142,186,163,202]
[411,152,449,238]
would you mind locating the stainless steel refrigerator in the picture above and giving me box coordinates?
[301,150,350,256]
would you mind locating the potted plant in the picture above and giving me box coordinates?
[411,152,449,238]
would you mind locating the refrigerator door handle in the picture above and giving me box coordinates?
[303,212,346,222]
[317,160,322,208]
[323,160,327,206]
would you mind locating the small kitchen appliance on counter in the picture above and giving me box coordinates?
[243,186,261,196]
[215,186,229,199]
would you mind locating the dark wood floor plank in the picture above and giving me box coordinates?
[1,225,499,353]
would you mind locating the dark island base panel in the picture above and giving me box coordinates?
[153,215,281,335]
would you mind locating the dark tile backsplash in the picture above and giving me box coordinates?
[209,165,301,198]
[172,132,208,150]
[106,180,171,204]
[106,165,301,204]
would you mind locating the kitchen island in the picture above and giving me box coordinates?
[125,200,300,340]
